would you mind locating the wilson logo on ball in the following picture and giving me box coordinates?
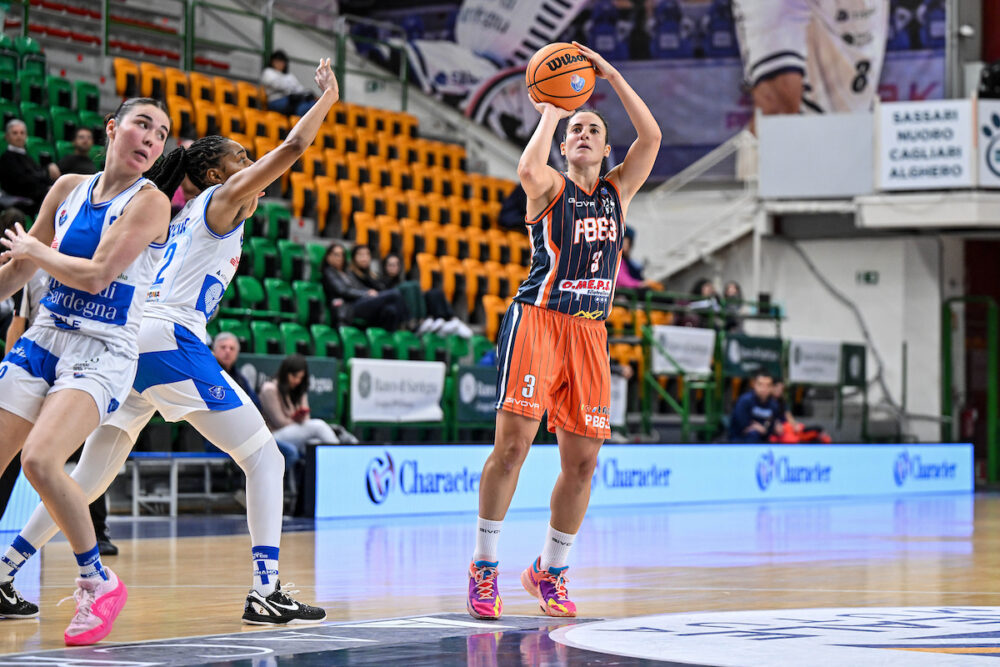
[546,53,589,71]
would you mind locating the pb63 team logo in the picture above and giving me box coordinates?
[365,452,395,504]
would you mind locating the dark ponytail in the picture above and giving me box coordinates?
[144,146,187,195]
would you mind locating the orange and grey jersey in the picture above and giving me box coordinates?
[512,173,624,321]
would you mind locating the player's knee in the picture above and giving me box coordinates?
[494,440,530,471]
[565,453,599,483]
[21,449,57,487]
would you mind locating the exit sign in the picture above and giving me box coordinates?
[856,270,880,285]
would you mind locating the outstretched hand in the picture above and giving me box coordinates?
[531,99,574,119]
[315,58,339,102]
[573,41,616,79]
[0,222,40,263]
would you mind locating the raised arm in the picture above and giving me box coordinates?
[518,102,571,219]
[574,42,661,206]
[1,186,171,294]
[210,59,339,220]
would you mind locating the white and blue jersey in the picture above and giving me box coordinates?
[0,173,164,422]
[144,185,243,341]
[36,173,165,358]
[104,188,252,436]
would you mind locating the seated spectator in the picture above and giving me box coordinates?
[321,243,407,331]
[616,228,663,291]
[261,50,316,117]
[498,182,528,234]
[259,355,339,453]
[770,377,832,444]
[211,332,301,497]
[381,252,472,338]
[56,127,97,175]
[680,278,720,328]
[0,119,59,215]
[728,369,777,443]
[722,280,745,333]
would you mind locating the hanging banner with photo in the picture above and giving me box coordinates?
[238,355,339,420]
[841,343,867,388]
[723,334,783,378]
[650,325,716,376]
[788,339,842,385]
[350,358,446,423]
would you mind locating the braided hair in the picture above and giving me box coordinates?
[144,135,233,195]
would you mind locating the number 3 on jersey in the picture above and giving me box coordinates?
[521,374,536,399]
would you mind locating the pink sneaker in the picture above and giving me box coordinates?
[467,560,503,620]
[520,557,576,617]
[62,568,127,646]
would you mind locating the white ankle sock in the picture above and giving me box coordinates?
[474,517,502,562]
[540,524,575,570]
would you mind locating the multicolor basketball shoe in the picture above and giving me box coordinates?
[467,560,503,620]
[520,557,577,617]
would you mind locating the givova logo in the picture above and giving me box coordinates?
[756,450,832,491]
[893,450,957,486]
[365,452,395,504]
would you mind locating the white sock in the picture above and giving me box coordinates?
[474,517,503,563]
[540,524,575,570]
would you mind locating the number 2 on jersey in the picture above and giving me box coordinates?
[151,242,177,287]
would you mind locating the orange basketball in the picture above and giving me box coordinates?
[525,43,596,111]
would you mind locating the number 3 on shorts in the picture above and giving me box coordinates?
[521,373,536,399]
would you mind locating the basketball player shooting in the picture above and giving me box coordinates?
[466,41,660,621]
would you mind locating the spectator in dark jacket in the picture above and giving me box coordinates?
[57,128,98,175]
[0,119,59,215]
[728,369,778,443]
[321,243,406,330]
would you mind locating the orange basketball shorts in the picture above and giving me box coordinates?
[494,301,611,440]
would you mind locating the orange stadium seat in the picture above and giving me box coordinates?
[368,156,390,188]
[608,306,632,336]
[346,152,370,184]
[189,72,214,104]
[355,128,379,158]
[290,172,316,219]
[439,255,462,305]
[313,125,337,151]
[352,211,377,247]
[421,223,445,257]
[399,218,422,271]
[442,144,466,171]
[505,264,528,295]
[113,58,139,98]
[462,258,486,316]
[218,104,246,136]
[369,108,391,134]
[361,183,385,217]
[164,67,188,99]
[337,181,362,235]
[483,261,505,298]
[324,149,347,181]
[314,176,339,235]
[482,295,510,342]
[253,136,278,165]
[237,81,265,110]
[138,63,165,100]
[465,227,486,261]
[508,231,531,266]
[388,160,412,191]
[166,95,194,139]
[487,229,510,264]
[214,77,237,107]
[416,253,440,292]
[229,132,253,155]
[244,108,267,138]
[376,215,401,258]
[193,99,220,138]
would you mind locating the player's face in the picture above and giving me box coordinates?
[214,141,254,182]
[561,112,610,167]
[107,105,169,173]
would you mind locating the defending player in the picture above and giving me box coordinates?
[467,42,660,620]
[0,59,338,627]
[732,0,889,117]
[0,98,172,644]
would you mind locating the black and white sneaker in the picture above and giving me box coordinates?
[0,580,39,619]
[242,580,326,625]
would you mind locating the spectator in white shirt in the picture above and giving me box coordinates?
[261,50,316,117]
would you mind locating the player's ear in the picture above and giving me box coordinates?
[560,140,566,156]
[204,165,225,186]
[602,143,610,158]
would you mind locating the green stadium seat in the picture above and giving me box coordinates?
[19,76,45,106]
[78,110,106,144]
[52,108,78,143]
[247,237,278,279]
[55,139,73,161]
[234,275,268,315]
[280,322,312,356]
[392,330,423,360]
[251,201,290,241]
[263,277,296,319]
[0,100,16,128]
[250,320,281,355]
[422,332,468,364]
[19,105,51,141]
[470,334,494,364]
[310,324,342,358]
[338,325,370,362]
[15,37,44,79]
[14,36,41,56]
[306,242,327,282]
[0,42,16,74]
[277,239,305,282]
[75,81,99,113]
[26,137,55,167]
[215,318,251,350]
[46,77,73,110]
[88,144,105,169]
[365,327,396,359]
[292,280,326,326]
[0,71,14,103]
